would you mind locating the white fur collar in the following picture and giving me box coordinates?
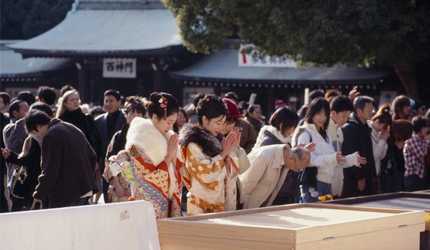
[125,117,173,166]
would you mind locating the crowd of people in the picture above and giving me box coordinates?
[0,85,429,218]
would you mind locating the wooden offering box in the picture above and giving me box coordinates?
[327,192,430,250]
[158,203,425,250]
[415,189,430,194]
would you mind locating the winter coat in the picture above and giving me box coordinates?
[60,109,102,160]
[34,119,98,208]
[95,111,126,172]
[239,144,289,209]
[341,114,376,197]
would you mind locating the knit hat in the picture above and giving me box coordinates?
[222,98,241,120]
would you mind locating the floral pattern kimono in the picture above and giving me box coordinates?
[179,126,240,215]
[106,117,182,218]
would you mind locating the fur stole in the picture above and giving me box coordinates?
[179,125,222,157]
[125,117,174,166]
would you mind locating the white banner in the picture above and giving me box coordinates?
[103,58,137,78]
[238,45,297,68]
[1,201,160,250]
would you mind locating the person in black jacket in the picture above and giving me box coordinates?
[341,96,376,197]
[25,111,97,208]
[2,103,54,211]
[380,120,413,193]
[95,90,126,202]
[56,90,102,159]
[105,96,145,159]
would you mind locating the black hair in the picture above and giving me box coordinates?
[174,108,189,133]
[60,84,75,97]
[147,92,179,119]
[305,98,330,140]
[391,119,413,142]
[411,116,429,133]
[9,99,26,118]
[104,89,121,101]
[309,89,325,101]
[330,96,353,113]
[269,107,299,134]
[17,91,35,106]
[224,92,239,102]
[196,95,227,125]
[37,86,58,106]
[391,95,411,118]
[0,92,11,106]
[30,102,54,117]
[247,104,260,114]
[124,96,146,116]
[353,96,374,111]
[238,101,249,114]
[192,93,205,107]
[25,110,51,133]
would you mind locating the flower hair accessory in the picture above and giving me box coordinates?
[159,96,168,117]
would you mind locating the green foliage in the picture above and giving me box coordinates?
[0,0,73,39]
[163,0,429,66]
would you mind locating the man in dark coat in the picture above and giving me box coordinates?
[95,90,126,202]
[341,96,376,197]
[25,111,97,208]
[105,96,145,160]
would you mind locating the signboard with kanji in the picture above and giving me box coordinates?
[103,58,137,78]
[238,44,297,68]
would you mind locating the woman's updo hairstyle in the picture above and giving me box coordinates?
[146,92,179,119]
[196,95,227,125]
[371,104,392,126]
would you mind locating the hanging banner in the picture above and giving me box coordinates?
[103,58,137,78]
[238,44,297,68]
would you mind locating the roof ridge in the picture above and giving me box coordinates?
[76,0,166,10]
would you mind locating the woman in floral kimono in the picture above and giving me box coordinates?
[179,95,241,215]
[106,92,182,218]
